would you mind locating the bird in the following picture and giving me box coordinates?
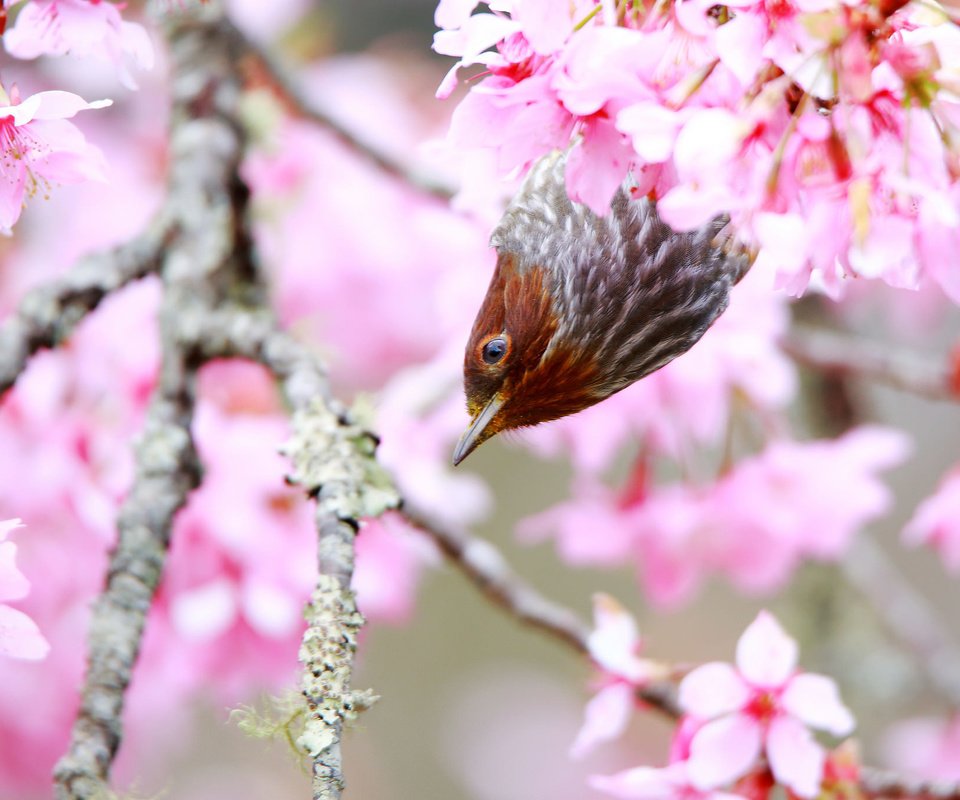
[452,150,754,465]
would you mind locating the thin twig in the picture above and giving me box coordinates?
[224,18,457,203]
[401,503,684,719]
[860,767,960,799]
[782,326,957,402]
[843,536,960,708]
[0,216,174,395]
[403,504,591,654]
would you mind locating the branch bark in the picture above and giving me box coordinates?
[783,326,958,402]
[53,9,254,798]
[0,216,174,395]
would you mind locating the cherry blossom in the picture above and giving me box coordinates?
[679,611,855,798]
[591,761,747,800]
[0,519,49,661]
[524,426,907,608]
[0,84,111,233]
[435,0,960,301]
[570,594,666,758]
[903,466,960,571]
[4,0,154,90]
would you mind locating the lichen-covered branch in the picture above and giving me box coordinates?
[282,400,398,800]
[188,303,396,799]
[0,216,174,395]
[51,290,203,800]
[783,326,958,402]
[53,9,254,798]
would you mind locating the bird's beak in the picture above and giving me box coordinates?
[453,394,505,466]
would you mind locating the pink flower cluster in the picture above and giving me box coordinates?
[435,0,960,301]
[588,610,855,799]
[524,426,908,607]
[4,0,154,89]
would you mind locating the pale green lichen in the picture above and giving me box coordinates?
[281,398,399,521]
[231,691,308,759]
[296,579,379,759]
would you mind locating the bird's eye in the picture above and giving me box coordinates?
[482,337,508,365]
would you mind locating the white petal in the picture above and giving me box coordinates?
[570,683,635,759]
[736,611,798,688]
[679,662,750,718]
[687,714,763,789]
[782,673,855,736]
[767,716,826,799]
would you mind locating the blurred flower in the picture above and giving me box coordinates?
[5,0,154,89]
[591,761,747,800]
[679,611,855,798]
[524,426,907,608]
[882,715,960,780]
[0,520,48,661]
[903,466,960,571]
[571,595,665,758]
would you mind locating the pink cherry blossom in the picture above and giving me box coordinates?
[679,611,855,798]
[570,594,663,758]
[0,84,111,233]
[0,519,49,661]
[5,0,154,90]
[903,467,960,571]
[591,761,747,800]
[435,0,960,300]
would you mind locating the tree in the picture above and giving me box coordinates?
[1,0,959,798]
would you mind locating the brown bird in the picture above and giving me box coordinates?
[453,151,754,465]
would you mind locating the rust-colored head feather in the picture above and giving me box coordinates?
[454,151,752,465]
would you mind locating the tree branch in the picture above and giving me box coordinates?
[861,767,960,799]
[843,536,960,708]
[53,10,253,798]
[401,503,684,719]
[224,18,457,203]
[0,216,174,395]
[782,326,958,402]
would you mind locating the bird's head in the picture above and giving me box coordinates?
[452,250,603,465]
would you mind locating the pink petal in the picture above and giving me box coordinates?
[782,673,855,736]
[435,0,482,29]
[687,713,763,789]
[0,542,30,603]
[570,683,636,758]
[616,102,683,163]
[0,604,49,660]
[657,183,733,231]
[0,519,23,540]
[679,662,750,718]
[767,716,826,798]
[589,763,684,799]
[515,0,570,54]
[715,12,768,86]
[586,593,650,682]
[735,611,797,688]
